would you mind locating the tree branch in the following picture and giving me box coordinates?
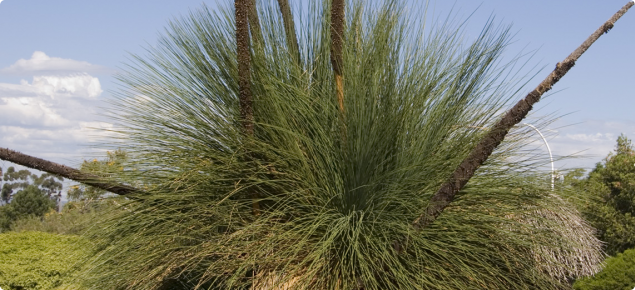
[412,0,635,231]
[276,0,300,64]
[0,148,141,195]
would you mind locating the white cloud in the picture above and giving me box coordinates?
[562,133,615,143]
[0,74,103,125]
[0,53,117,200]
[0,51,111,76]
[0,73,111,165]
[527,119,635,170]
[31,74,103,99]
[0,122,113,166]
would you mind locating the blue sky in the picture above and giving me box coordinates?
[0,0,634,174]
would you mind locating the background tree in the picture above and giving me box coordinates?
[1,167,32,204]
[67,150,128,202]
[0,185,56,232]
[10,185,56,220]
[0,167,63,203]
[0,167,62,232]
[0,204,15,231]
[574,134,635,256]
[1,182,9,205]
[0,167,3,204]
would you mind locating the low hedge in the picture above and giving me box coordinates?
[0,231,87,290]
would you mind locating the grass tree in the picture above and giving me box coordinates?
[1,0,633,289]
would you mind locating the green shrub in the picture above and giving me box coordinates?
[10,199,120,235]
[0,231,87,290]
[574,248,635,290]
[0,186,56,232]
[10,210,88,236]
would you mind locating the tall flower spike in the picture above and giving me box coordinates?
[331,0,345,114]
[236,0,253,135]
[277,0,300,64]
[236,0,260,215]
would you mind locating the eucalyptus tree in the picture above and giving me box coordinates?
[1,0,633,289]
[0,168,61,231]
[0,167,63,203]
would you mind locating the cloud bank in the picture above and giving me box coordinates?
[522,119,635,170]
[0,52,112,165]
[0,51,112,76]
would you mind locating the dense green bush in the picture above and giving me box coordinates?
[566,135,635,256]
[586,135,635,255]
[0,186,57,232]
[10,186,56,219]
[574,248,635,290]
[0,231,87,290]
[11,209,92,236]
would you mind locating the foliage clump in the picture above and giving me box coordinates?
[571,134,635,256]
[1,167,63,205]
[574,248,635,290]
[0,231,88,290]
[10,199,121,235]
[66,150,129,202]
[77,1,602,289]
[0,166,63,231]
[0,186,57,232]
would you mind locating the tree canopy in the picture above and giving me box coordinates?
[67,150,129,202]
[1,167,62,204]
[575,134,635,256]
[0,167,61,232]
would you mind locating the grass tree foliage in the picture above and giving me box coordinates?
[74,0,605,289]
